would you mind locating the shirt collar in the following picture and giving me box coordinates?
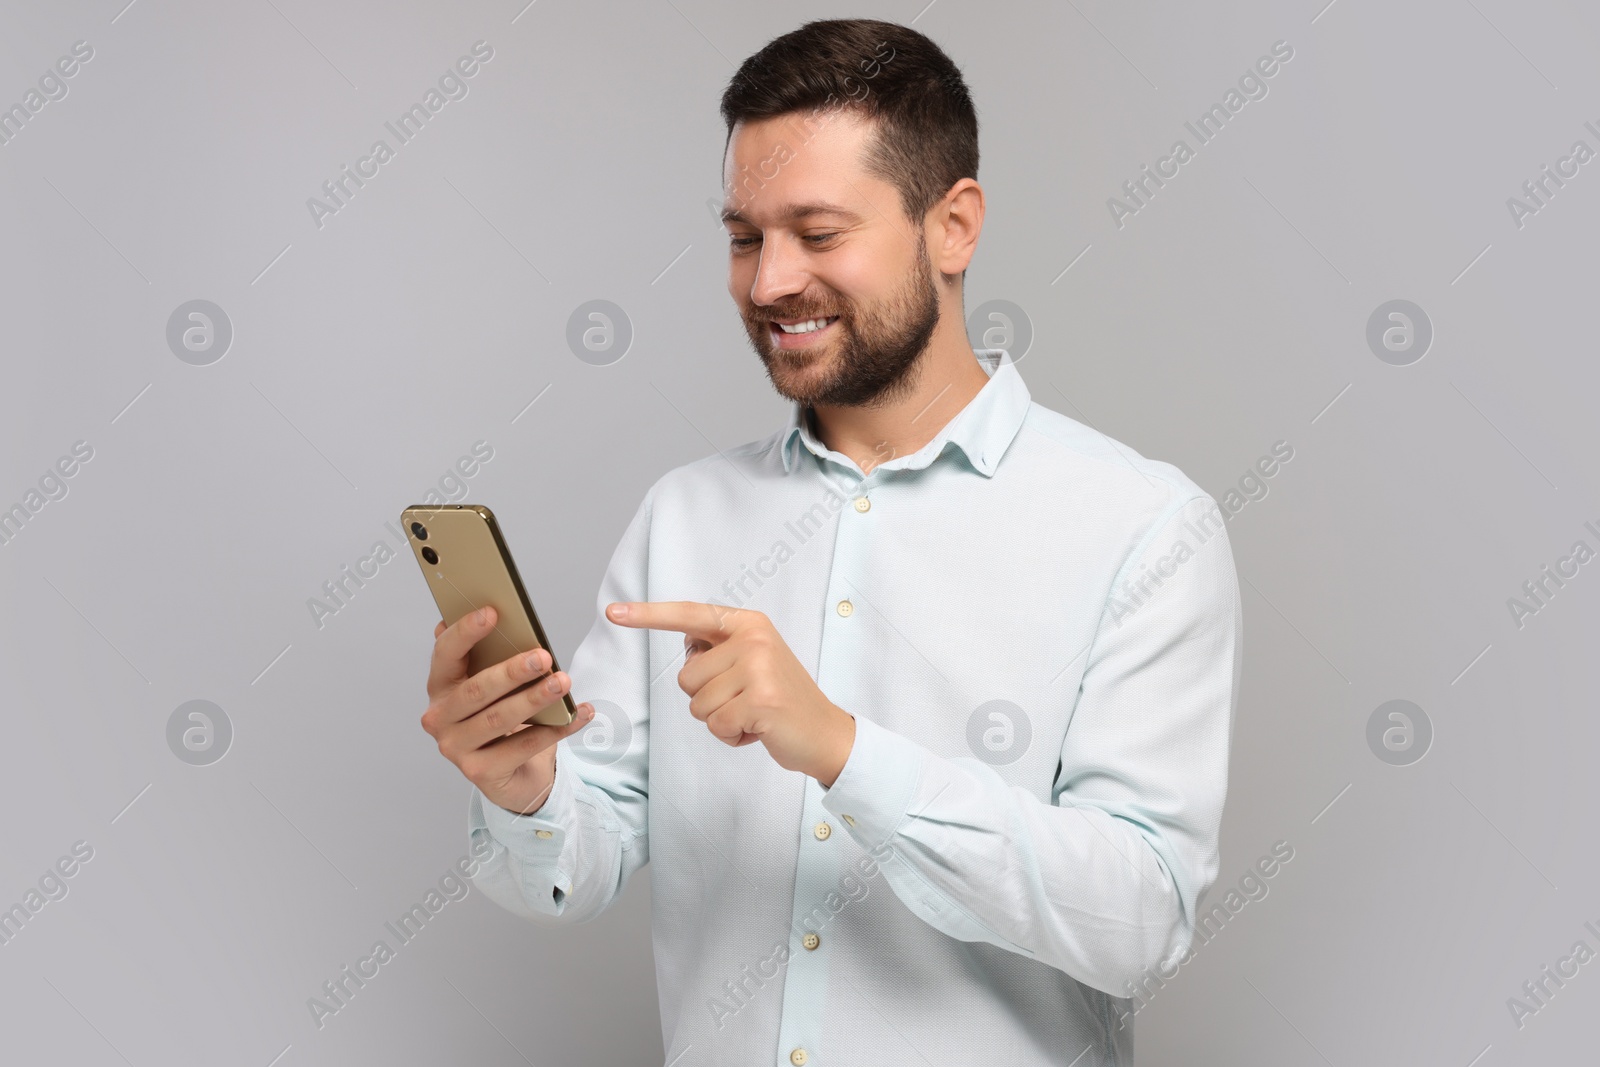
[780,348,1030,478]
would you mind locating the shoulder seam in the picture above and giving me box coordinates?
[1017,408,1194,497]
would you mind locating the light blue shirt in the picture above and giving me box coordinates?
[467,348,1242,1067]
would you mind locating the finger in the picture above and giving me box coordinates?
[685,666,742,722]
[679,638,738,696]
[467,703,596,781]
[427,605,500,697]
[429,646,552,735]
[434,619,447,639]
[606,601,754,642]
[703,698,755,745]
[450,664,572,751]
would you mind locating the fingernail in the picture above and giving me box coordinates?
[475,607,489,623]
[524,651,543,672]
[546,674,562,693]
[609,603,628,619]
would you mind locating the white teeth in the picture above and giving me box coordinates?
[776,316,837,334]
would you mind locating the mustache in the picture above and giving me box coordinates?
[757,309,841,322]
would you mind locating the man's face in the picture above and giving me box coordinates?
[723,110,941,409]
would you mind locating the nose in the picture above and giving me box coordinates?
[748,234,810,309]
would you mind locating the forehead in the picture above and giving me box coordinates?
[721,109,886,224]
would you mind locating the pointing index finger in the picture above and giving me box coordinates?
[606,601,748,641]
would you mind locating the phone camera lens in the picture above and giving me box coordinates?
[421,547,439,565]
[410,521,428,541]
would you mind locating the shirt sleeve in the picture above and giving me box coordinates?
[819,493,1241,996]
[465,483,656,925]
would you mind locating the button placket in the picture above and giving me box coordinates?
[773,469,872,1067]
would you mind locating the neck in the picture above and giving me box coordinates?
[807,313,992,476]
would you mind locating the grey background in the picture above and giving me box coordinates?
[2,0,1595,1064]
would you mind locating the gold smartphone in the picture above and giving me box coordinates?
[401,503,575,727]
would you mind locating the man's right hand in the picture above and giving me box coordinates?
[420,605,595,817]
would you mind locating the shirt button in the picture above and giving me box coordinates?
[813,821,831,840]
[836,599,853,617]
[802,932,821,950]
[535,830,553,839]
[841,814,856,827]
[853,496,871,512]
[790,1048,809,1066]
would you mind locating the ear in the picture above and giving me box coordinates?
[928,178,984,277]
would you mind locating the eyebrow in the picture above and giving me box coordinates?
[721,201,865,227]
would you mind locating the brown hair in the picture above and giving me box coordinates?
[720,18,979,230]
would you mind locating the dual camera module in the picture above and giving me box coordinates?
[409,521,438,565]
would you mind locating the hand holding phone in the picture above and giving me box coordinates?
[420,606,595,816]
[403,504,576,726]
[405,504,595,814]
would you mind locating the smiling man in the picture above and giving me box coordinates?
[425,17,1241,1067]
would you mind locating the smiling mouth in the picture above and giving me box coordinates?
[769,315,840,348]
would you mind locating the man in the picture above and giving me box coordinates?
[420,17,1241,1067]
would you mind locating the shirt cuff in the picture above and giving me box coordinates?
[819,714,928,850]
[471,744,579,863]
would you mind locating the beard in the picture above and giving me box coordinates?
[741,234,942,410]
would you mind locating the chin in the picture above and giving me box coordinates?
[765,360,828,404]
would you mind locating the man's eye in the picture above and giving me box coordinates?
[728,234,837,250]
